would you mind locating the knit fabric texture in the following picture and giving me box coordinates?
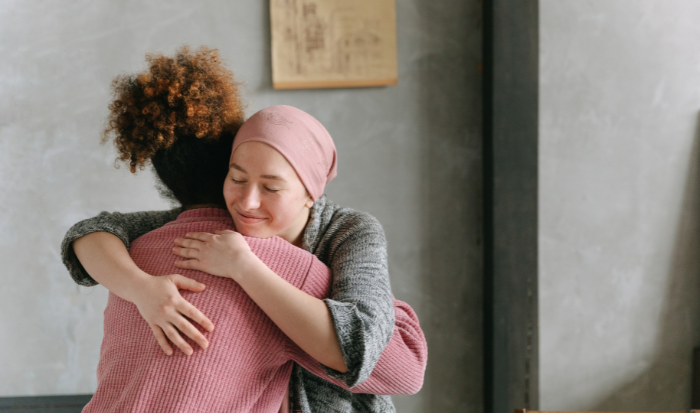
[61,196,427,412]
[84,208,331,413]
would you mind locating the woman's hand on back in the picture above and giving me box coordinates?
[72,231,214,357]
[130,274,214,356]
[172,230,256,280]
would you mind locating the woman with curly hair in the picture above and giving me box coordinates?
[62,46,426,412]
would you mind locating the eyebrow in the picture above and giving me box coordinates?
[230,163,287,182]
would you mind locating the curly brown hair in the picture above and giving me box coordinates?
[103,45,245,173]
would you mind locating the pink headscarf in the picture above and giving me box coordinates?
[230,105,337,201]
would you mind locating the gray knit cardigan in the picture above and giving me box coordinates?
[60,195,396,413]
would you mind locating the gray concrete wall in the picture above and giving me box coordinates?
[540,0,700,409]
[0,1,482,411]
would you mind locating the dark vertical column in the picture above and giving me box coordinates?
[483,1,539,413]
[693,347,700,408]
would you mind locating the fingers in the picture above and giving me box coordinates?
[174,259,201,271]
[172,235,207,259]
[179,300,214,332]
[172,246,199,259]
[170,274,206,292]
[214,229,236,235]
[149,324,173,356]
[162,323,194,356]
[173,237,205,249]
[173,309,210,349]
[182,232,213,241]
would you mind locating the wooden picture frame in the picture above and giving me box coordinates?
[270,0,398,89]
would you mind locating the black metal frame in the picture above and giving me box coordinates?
[483,0,539,412]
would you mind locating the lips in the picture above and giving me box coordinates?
[235,210,267,224]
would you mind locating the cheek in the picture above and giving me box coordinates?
[264,198,288,220]
[222,181,237,204]
[263,197,298,227]
[273,195,305,220]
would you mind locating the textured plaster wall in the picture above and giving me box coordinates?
[540,0,700,410]
[0,1,482,411]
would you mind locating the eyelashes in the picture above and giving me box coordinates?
[230,178,280,193]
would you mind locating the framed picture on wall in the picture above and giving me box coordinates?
[270,0,398,89]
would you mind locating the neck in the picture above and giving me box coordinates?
[279,207,311,247]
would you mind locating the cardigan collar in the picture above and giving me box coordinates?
[302,195,335,254]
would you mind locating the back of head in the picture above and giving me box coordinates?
[103,46,245,207]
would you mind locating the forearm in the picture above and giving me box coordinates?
[72,232,149,303]
[232,257,348,373]
[347,300,427,394]
[291,299,427,394]
[61,209,181,286]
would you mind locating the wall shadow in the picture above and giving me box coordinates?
[590,114,700,410]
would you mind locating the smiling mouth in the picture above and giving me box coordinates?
[236,211,266,223]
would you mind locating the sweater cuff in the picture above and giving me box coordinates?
[322,299,370,387]
[60,214,132,287]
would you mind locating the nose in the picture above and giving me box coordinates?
[239,184,261,211]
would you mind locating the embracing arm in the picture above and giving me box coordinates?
[175,227,427,393]
[318,212,396,387]
[172,212,395,383]
[229,254,348,372]
[173,230,348,372]
[289,298,428,395]
[60,209,215,356]
[60,209,181,286]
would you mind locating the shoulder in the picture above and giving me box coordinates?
[311,198,387,261]
[329,208,384,240]
[135,213,233,243]
[319,197,384,237]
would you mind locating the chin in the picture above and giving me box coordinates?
[234,223,275,239]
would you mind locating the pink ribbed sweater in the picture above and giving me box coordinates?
[85,209,427,413]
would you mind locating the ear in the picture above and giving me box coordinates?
[304,191,315,209]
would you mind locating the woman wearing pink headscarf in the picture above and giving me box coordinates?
[63,105,426,412]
